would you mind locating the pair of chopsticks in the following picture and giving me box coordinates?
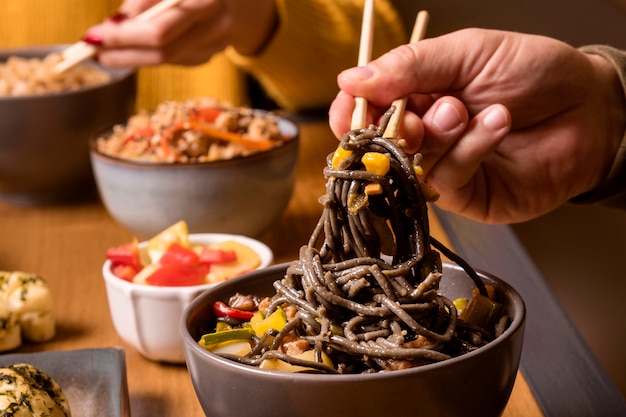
[350,1,430,139]
[53,0,183,75]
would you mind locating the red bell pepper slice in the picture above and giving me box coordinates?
[158,242,199,267]
[199,248,237,265]
[213,301,255,320]
[192,107,222,123]
[111,264,141,282]
[145,264,208,286]
[106,240,142,270]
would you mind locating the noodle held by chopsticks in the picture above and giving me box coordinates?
[207,7,507,373]
[216,109,504,373]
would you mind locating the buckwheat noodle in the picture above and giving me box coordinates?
[221,107,505,374]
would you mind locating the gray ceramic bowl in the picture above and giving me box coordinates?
[181,262,526,417]
[89,116,299,239]
[0,45,136,205]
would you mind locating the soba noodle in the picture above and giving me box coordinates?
[213,107,506,373]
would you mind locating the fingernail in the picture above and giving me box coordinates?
[107,12,128,23]
[433,101,463,131]
[82,34,103,46]
[345,65,374,81]
[483,106,509,131]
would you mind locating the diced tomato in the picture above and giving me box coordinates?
[193,107,222,123]
[106,240,142,270]
[145,264,208,287]
[134,125,155,137]
[158,242,199,267]
[199,248,237,265]
[111,264,141,282]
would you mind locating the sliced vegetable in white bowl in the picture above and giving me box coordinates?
[105,220,272,287]
[101,221,273,363]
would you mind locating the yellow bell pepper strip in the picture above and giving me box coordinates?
[459,294,503,331]
[146,220,191,264]
[453,298,468,315]
[250,307,287,337]
[213,301,255,320]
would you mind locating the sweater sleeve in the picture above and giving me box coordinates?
[225,0,418,112]
[571,45,626,209]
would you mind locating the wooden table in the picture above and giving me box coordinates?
[0,120,544,417]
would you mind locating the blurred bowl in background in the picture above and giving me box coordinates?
[89,113,299,239]
[0,45,136,205]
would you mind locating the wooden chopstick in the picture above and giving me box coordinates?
[53,0,183,75]
[350,0,376,130]
[383,10,430,139]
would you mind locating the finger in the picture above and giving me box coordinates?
[394,111,424,153]
[426,104,511,210]
[336,28,505,107]
[328,91,354,139]
[95,48,164,67]
[94,0,219,49]
[163,20,229,64]
[117,0,162,17]
[418,96,470,174]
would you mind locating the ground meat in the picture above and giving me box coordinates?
[95,98,291,163]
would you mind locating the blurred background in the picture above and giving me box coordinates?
[418,0,626,398]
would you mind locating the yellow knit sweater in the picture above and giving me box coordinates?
[0,0,415,112]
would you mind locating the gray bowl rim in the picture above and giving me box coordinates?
[181,261,526,382]
[88,111,300,169]
[0,44,136,101]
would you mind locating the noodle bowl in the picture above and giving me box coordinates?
[193,107,509,373]
[182,262,525,417]
[181,108,526,416]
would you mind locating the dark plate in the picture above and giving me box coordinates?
[0,347,130,417]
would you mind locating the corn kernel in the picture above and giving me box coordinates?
[361,152,390,176]
[331,147,353,169]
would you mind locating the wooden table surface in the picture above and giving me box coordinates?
[0,120,544,417]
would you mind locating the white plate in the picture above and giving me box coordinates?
[0,347,130,417]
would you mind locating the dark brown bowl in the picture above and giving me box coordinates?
[181,262,526,417]
[0,45,136,205]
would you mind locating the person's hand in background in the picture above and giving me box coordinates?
[83,0,278,67]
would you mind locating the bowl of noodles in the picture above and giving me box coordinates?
[180,114,525,417]
[182,261,525,417]
[89,98,299,239]
[0,45,136,205]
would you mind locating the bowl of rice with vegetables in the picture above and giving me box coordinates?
[0,44,136,205]
[89,97,299,238]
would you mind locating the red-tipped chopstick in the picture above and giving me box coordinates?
[53,0,183,75]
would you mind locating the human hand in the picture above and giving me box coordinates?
[329,28,626,223]
[83,0,278,67]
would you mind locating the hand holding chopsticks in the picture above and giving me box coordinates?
[53,0,183,75]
